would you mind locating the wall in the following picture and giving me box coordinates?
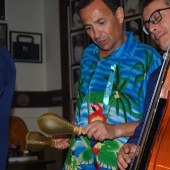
[6,0,62,131]
[5,0,63,169]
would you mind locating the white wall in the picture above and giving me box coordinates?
[6,0,62,131]
[44,0,61,90]
[5,1,64,169]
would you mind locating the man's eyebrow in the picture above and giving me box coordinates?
[95,18,106,22]
[83,23,91,27]
[83,18,106,27]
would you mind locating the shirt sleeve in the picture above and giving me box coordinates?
[127,66,161,145]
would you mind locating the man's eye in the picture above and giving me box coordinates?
[154,16,161,22]
[85,27,91,31]
[153,14,161,22]
[99,21,105,25]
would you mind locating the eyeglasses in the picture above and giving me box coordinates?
[143,7,170,35]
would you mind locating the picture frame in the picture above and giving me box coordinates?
[71,30,86,65]
[124,16,144,43]
[124,0,142,17]
[71,65,80,98]
[70,0,83,30]
[0,23,7,48]
[10,31,42,63]
[0,0,5,20]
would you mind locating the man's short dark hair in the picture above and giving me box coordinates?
[77,0,120,15]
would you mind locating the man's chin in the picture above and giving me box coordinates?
[159,43,169,52]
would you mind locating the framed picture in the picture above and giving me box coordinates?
[0,23,7,48]
[71,30,86,65]
[0,0,5,20]
[124,0,142,17]
[71,65,80,98]
[70,0,83,30]
[10,31,42,63]
[124,16,144,43]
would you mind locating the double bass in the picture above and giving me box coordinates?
[130,44,170,170]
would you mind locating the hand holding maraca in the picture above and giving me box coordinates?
[52,134,71,150]
[26,112,83,152]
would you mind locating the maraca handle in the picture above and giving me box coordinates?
[73,125,83,136]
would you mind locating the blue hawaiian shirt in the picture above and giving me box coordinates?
[63,32,162,170]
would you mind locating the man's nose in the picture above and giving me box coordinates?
[93,28,101,39]
[148,22,157,34]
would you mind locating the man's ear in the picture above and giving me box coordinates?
[116,7,124,24]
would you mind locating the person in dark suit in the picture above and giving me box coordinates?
[0,46,16,170]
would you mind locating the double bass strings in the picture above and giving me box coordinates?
[129,42,170,170]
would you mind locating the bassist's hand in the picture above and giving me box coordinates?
[117,143,140,170]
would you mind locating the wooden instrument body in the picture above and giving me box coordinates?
[147,92,170,169]
[133,53,170,170]
[146,67,170,170]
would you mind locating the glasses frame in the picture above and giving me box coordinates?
[143,7,170,35]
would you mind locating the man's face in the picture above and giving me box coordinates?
[79,0,126,58]
[143,0,170,51]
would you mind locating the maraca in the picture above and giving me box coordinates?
[37,112,83,136]
[26,131,56,152]
[26,112,83,152]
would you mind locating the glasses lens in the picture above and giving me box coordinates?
[151,11,162,24]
